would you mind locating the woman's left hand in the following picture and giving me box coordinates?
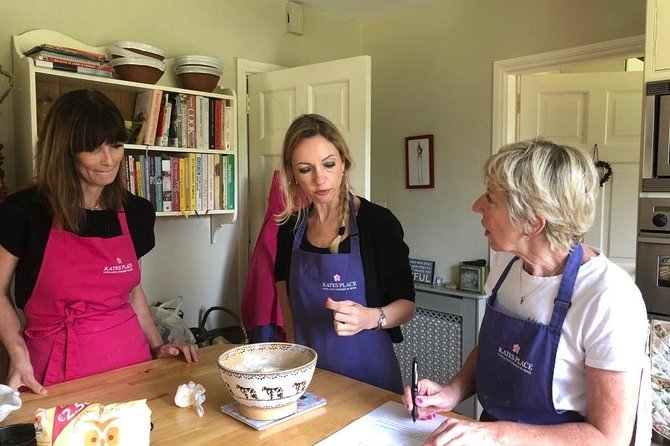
[424,418,500,446]
[325,297,376,335]
[153,340,201,362]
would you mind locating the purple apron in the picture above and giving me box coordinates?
[475,244,586,424]
[289,195,403,393]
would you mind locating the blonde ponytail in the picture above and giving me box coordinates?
[329,176,350,253]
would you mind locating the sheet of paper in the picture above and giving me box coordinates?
[315,400,447,446]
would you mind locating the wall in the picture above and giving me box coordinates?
[361,0,645,283]
[0,0,648,326]
[0,0,362,326]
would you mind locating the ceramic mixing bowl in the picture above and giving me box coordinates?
[218,342,317,420]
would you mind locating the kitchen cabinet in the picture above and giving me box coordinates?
[645,0,670,82]
[11,30,237,239]
[393,284,486,419]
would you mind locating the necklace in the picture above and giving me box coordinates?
[518,258,566,305]
[87,201,100,211]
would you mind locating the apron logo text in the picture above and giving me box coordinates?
[102,262,134,274]
[321,280,358,292]
[497,345,534,375]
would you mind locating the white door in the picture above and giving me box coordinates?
[248,56,371,250]
[519,71,643,276]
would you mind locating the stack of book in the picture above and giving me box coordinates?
[24,43,112,78]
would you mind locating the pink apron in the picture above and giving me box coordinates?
[23,211,152,386]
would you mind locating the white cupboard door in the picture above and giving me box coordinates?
[646,0,670,82]
[248,56,371,251]
[519,71,643,276]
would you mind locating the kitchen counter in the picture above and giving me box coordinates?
[0,344,465,444]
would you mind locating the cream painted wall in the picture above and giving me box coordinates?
[0,0,647,328]
[362,0,645,284]
[0,0,361,326]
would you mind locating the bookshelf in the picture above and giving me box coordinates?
[11,29,237,240]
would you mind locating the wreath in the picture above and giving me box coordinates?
[595,160,612,187]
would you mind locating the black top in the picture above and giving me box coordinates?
[0,187,155,309]
[275,197,415,343]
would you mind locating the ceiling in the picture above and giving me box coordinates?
[295,0,441,22]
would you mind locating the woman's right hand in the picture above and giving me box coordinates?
[7,358,46,394]
[402,379,458,420]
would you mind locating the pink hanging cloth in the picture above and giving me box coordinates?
[241,170,285,341]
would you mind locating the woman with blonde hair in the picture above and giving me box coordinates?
[275,114,415,393]
[404,138,649,445]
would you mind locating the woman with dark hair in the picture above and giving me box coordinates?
[274,114,415,393]
[0,89,199,394]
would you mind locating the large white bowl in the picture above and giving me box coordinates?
[218,342,317,420]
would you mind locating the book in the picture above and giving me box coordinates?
[127,154,136,195]
[226,154,234,210]
[179,157,188,211]
[209,98,216,149]
[195,153,203,211]
[214,98,223,150]
[213,155,222,210]
[170,156,180,211]
[167,94,180,148]
[223,100,232,150]
[153,155,163,212]
[132,90,162,145]
[147,156,156,209]
[220,392,327,431]
[186,95,197,149]
[155,93,172,147]
[188,153,197,211]
[33,59,113,78]
[24,43,108,63]
[31,52,112,71]
[161,157,173,212]
[197,96,209,150]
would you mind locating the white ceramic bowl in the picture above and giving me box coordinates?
[176,65,222,92]
[114,41,166,60]
[218,342,317,420]
[174,55,223,71]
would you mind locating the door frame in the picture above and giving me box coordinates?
[490,35,645,266]
[235,58,285,295]
[492,34,645,153]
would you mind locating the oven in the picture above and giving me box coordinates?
[641,80,670,192]
[636,197,670,318]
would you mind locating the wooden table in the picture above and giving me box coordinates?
[0,344,462,445]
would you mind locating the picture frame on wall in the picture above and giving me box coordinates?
[459,264,487,293]
[405,134,434,189]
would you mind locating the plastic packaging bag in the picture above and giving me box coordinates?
[150,296,196,344]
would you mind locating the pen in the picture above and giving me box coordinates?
[411,356,418,422]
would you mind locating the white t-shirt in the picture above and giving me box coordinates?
[484,247,648,415]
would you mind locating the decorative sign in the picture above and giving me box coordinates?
[409,259,435,284]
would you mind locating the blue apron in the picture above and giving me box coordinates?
[475,244,586,424]
[288,195,403,393]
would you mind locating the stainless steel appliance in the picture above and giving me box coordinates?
[641,80,670,192]
[636,197,670,317]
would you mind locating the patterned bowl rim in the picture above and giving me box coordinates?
[217,342,317,375]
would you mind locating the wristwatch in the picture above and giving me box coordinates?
[373,307,387,330]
